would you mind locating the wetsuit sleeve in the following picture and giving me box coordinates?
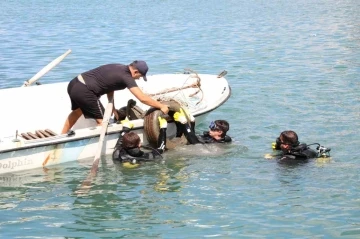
[137,148,163,161]
[156,128,166,153]
[178,123,201,145]
[303,148,318,159]
[175,122,184,137]
[223,135,232,142]
[138,151,161,161]
[135,128,167,162]
[190,121,196,133]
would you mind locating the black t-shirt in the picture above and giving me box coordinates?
[81,64,138,96]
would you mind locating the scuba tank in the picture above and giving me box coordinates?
[315,144,331,158]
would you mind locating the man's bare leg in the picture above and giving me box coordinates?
[61,108,83,134]
[95,118,103,126]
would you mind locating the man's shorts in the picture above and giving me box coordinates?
[67,77,105,119]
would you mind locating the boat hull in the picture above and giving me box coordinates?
[0,123,150,174]
[0,73,231,174]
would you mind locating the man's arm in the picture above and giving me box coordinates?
[129,87,169,114]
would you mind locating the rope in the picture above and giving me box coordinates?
[146,69,204,109]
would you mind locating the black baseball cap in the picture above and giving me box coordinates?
[132,60,148,81]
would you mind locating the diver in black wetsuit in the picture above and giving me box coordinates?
[172,108,232,145]
[272,130,331,162]
[112,117,167,164]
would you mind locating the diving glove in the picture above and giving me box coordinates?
[158,116,167,129]
[173,108,188,124]
[121,118,134,129]
[182,107,195,122]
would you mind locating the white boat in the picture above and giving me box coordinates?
[0,70,231,175]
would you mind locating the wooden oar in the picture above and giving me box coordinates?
[90,100,114,176]
[79,99,114,190]
[21,49,72,87]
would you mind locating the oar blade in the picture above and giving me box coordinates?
[77,99,114,194]
[22,49,72,87]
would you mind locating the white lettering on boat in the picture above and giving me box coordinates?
[0,158,33,170]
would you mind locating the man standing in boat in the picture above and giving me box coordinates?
[61,60,169,134]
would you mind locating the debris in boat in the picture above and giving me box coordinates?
[20,129,58,140]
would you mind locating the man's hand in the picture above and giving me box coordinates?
[121,118,134,129]
[173,109,188,124]
[160,105,169,115]
[158,116,167,129]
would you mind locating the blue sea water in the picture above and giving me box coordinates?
[0,0,360,238]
